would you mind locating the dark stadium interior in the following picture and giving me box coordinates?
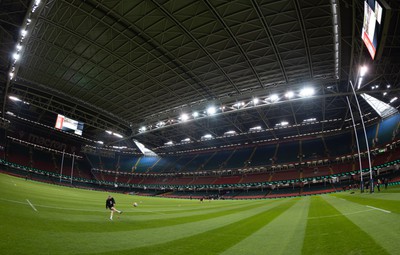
[1,0,400,198]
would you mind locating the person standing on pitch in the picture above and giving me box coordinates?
[106,195,122,220]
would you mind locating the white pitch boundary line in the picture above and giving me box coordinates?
[0,197,163,214]
[307,209,374,219]
[366,205,391,213]
[26,199,38,212]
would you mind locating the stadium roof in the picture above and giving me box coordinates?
[1,0,399,152]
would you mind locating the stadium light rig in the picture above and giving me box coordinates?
[206,106,216,115]
[285,91,294,99]
[8,0,43,81]
[299,87,315,97]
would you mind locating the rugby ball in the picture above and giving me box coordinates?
[133,202,138,207]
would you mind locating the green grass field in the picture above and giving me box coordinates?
[1,173,399,255]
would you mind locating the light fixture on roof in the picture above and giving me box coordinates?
[299,87,315,97]
[9,96,22,102]
[249,126,262,132]
[269,94,279,102]
[285,91,294,99]
[303,118,316,123]
[201,134,213,140]
[206,106,216,115]
[139,126,146,132]
[165,141,174,146]
[252,98,259,105]
[359,65,368,77]
[233,102,244,108]
[180,113,189,122]
[96,141,104,145]
[16,44,22,51]
[192,111,199,118]
[390,97,398,103]
[224,130,237,136]
[13,53,20,61]
[21,29,27,37]
[113,133,123,138]
[156,121,165,127]
[387,85,391,88]
[383,92,387,96]
[181,138,191,143]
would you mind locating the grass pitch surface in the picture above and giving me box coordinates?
[0,173,399,254]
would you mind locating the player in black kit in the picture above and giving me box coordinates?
[106,195,122,220]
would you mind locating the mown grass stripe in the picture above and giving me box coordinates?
[220,197,310,255]
[324,195,400,255]
[302,196,390,255]
[91,198,298,255]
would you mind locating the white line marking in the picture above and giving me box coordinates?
[26,199,38,212]
[308,209,374,219]
[0,197,163,214]
[366,205,391,213]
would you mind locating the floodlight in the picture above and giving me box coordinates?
[157,121,165,127]
[387,85,391,88]
[192,112,199,118]
[252,98,259,105]
[113,133,123,138]
[165,141,174,146]
[233,102,242,108]
[96,141,104,145]
[181,138,191,142]
[281,121,289,126]
[359,66,368,77]
[21,30,27,37]
[9,96,22,102]
[16,44,22,51]
[105,130,112,134]
[269,94,279,102]
[303,118,316,123]
[224,130,236,136]
[180,113,189,122]
[383,92,387,96]
[299,87,314,97]
[249,126,262,131]
[206,106,216,115]
[202,134,213,139]
[139,126,146,132]
[285,91,294,99]
[13,53,20,61]
[390,97,398,103]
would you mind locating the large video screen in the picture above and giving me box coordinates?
[361,0,384,59]
[55,114,84,136]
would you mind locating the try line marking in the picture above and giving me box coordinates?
[366,205,391,213]
[26,199,38,212]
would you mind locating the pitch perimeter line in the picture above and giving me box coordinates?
[0,197,163,214]
[26,199,38,212]
[366,205,391,213]
[307,209,374,219]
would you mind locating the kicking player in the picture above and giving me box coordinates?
[106,195,122,220]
